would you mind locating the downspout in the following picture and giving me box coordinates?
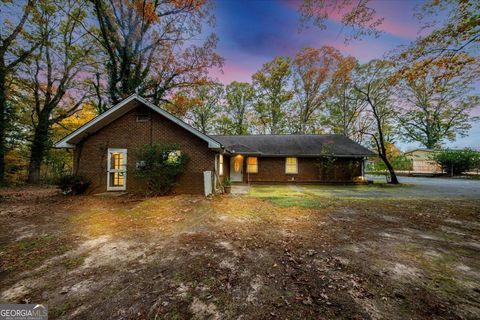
[214,153,224,193]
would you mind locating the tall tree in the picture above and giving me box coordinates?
[325,55,370,142]
[19,0,94,183]
[252,56,293,134]
[326,87,371,143]
[353,60,399,184]
[397,54,479,149]
[291,46,344,133]
[90,0,222,105]
[299,0,384,42]
[0,0,37,184]
[223,81,253,135]
[184,82,223,134]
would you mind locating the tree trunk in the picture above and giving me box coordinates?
[0,69,6,184]
[27,113,50,184]
[380,154,399,184]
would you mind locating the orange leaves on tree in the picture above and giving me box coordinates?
[133,0,159,24]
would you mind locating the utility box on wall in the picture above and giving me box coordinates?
[203,171,213,196]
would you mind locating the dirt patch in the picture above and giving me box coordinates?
[0,186,479,319]
[190,297,222,319]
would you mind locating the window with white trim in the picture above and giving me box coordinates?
[285,157,298,174]
[247,157,258,173]
[218,154,224,175]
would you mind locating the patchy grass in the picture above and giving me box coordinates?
[0,186,479,319]
[0,234,72,272]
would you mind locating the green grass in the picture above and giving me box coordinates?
[249,184,414,209]
[249,185,330,208]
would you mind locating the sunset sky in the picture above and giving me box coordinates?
[206,0,479,150]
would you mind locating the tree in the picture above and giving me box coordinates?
[184,82,223,134]
[0,0,37,184]
[90,0,223,105]
[299,0,384,42]
[291,46,345,134]
[402,0,479,65]
[252,56,293,134]
[433,149,480,176]
[397,54,479,149]
[326,88,371,143]
[19,0,94,183]
[324,55,372,143]
[353,60,399,184]
[46,103,96,181]
[223,81,253,135]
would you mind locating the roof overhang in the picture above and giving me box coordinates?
[229,152,263,156]
[246,154,373,157]
[54,94,222,149]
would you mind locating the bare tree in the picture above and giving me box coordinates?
[299,0,384,42]
[90,0,222,105]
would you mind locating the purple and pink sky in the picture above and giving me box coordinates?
[204,0,479,150]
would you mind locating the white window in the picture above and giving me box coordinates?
[247,157,258,173]
[218,154,224,175]
[285,157,298,174]
[107,148,127,191]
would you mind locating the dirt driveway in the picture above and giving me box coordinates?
[0,184,479,319]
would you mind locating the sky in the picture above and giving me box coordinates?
[204,0,479,151]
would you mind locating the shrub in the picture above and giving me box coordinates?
[57,174,90,195]
[133,143,188,195]
[433,148,480,175]
[367,155,412,172]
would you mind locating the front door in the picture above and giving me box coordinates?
[230,156,243,182]
[107,148,127,191]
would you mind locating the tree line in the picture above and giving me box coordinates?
[178,50,478,183]
[0,0,478,186]
[1,0,222,185]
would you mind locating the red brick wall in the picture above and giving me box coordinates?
[74,102,217,194]
[232,156,362,184]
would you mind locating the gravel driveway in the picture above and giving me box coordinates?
[367,175,480,199]
[273,176,480,199]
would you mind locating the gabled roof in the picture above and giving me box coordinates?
[54,94,222,149]
[212,134,375,157]
[404,148,438,154]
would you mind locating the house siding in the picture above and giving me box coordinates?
[232,157,362,184]
[73,103,217,194]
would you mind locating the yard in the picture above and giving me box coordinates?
[1,179,479,319]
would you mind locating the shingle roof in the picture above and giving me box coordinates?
[211,134,375,157]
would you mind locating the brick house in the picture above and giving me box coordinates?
[55,95,374,194]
